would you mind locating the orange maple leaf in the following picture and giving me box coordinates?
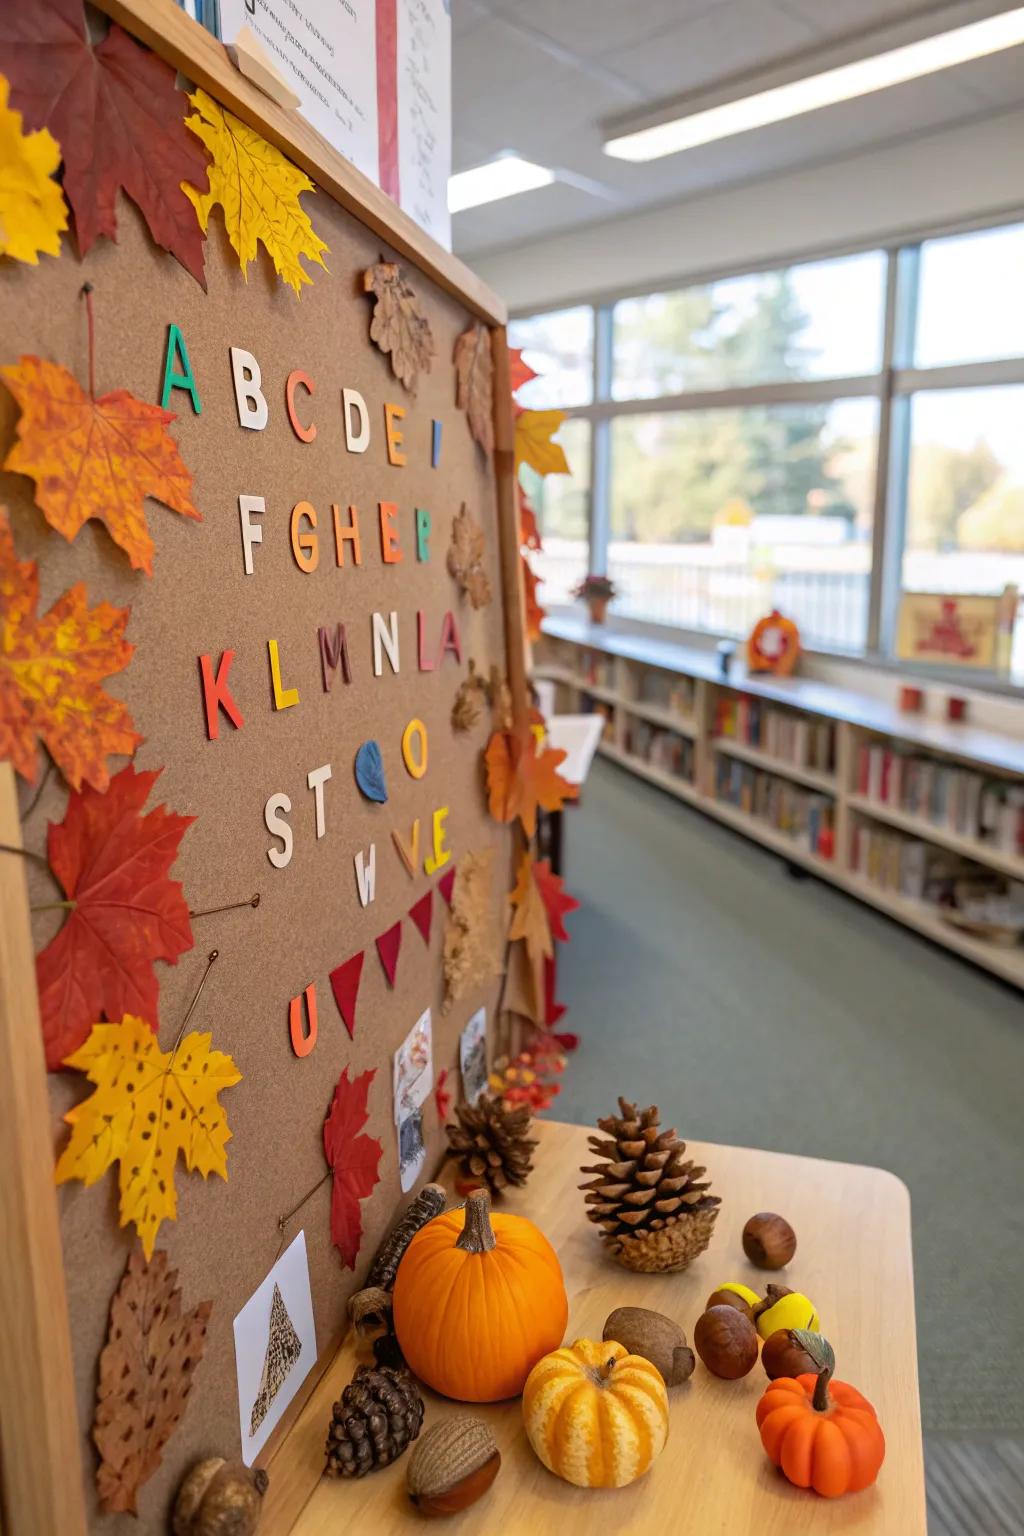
[485,728,577,838]
[521,554,545,641]
[0,507,139,789]
[518,481,541,551]
[2,355,200,575]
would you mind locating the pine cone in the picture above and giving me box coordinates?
[579,1098,721,1273]
[324,1365,423,1479]
[446,1095,536,1194]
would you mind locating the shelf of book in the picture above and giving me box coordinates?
[623,700,699,738]
[847,794,1024,883]
[712,738,837,795]
[842,875,1024,990]
[598,741,701,804]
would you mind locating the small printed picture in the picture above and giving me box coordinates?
[394,1008,433,1193]
[460,1007,488,1106]
[232,1231,316,1465]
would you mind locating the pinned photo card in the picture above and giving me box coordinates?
[460,1007,488,1106]
[233,1231,316,1465]
[394,1008,433,1192]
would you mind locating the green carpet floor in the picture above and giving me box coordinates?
[551,759,1024,1434]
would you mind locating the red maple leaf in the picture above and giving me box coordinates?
[35,764,195,1072]
[509,348,538,398]
[323,1067,383,1271]
[518,481,542,551]
[1,0,209,284]
[533,860,580,943]
[434,1067,452,1123]
[521,554,546,641]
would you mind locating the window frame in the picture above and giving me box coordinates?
[512,208,1024,691]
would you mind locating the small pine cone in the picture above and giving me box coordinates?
[446,1094,536,1195]
[324,1364,424,1479]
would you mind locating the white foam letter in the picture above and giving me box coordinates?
[343,388,369,453]
[239,494,264,575]
[307,762,332,839]
[264,793,293,868]
[355,844,376,907]
[372,611,400,677]
[230,346,268,430]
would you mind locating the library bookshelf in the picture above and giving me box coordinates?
[534,615,1024,991]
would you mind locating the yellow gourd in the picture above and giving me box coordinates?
[522,1339,669,1488]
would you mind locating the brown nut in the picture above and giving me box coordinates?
[407,1417,500,1517]
[603,1306,695,1387]
[172,1459,268,1536]
[705,1287,754,1321]
[693,1305,759,1380]
[742,1213,797,1270]
[761,1328,819,1381]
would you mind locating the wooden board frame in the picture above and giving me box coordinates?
[0,3,524,1532]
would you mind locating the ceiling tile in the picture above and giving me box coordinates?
[606,0,817,99]
[474,0,727,61]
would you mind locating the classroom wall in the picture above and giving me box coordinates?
[472,108,1024,312]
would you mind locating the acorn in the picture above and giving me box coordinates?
[761,1327,820,1380]
[705,1281,760,1320]
[407,1417,500,1517]
[172,1459,268,1536]
[603,1306,695,1387]
[742,1212,797,1270]
[693,1305,758,1379]
[754,1285,819,1342]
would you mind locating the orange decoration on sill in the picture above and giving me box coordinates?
[747,609,801,675]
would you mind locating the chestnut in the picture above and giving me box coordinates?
[761,1328,819,1380]
[693,1305,758,1380]
[705,1286,755,1321]
[742,1212,797,1270]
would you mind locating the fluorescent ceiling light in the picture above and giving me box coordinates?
[605,6,1024,161]
[448,156,554,214]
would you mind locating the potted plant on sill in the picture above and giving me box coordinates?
[573,573,617,625]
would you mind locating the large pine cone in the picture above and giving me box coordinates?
[579,1098,721,1272]
[446,1095,536,1194]
[324,1364,424,1478]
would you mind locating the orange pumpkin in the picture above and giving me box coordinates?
[523,1338,669,1488]
[392,1188,567,1402]
[747,609,801,675]
[756,1332,885,1498]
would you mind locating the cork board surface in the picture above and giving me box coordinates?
[0,187,514,1529]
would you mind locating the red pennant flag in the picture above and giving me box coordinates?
[409,889,433,946]
[375,919,402,987]
[437,866,456,908]
[543,953,567,1026]
[330,951,365,1040]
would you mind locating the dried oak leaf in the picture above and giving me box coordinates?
[509,346,538,398]
[1,0,209,284]
[0,75,67,264]
[515,407,569,478]
[522,554,545,641]
[55,1012,242,1259]
[35,764,195,1072]
[508,851,553,972]
[533,858,580,943]
[2,354,201,574]
[323,1066,382,1271]
[363,258,435,391]
[183,89,328,296]
[93,1245,211,1515]
[501,930,545,1026]
[485,729,577,838]
[0,507,138,791]
[443,847,501,1013]
[447,503,492,609]
[454,322,494,453]
[451,678,483,733]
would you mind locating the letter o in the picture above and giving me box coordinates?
[401,717,428,779]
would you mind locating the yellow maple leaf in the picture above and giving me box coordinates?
[515,408,570,478]
[181,89,328,296]
[56,1013,242,1259]
[0,74,67,265]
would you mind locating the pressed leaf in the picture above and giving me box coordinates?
[182,88,328,296]
[454,322,494,453]
[447,502,491,609]
[323,1066,382,1271]
[485,728,577,838]
[363,258,435,391]
[2,354,201,573]
[0,506,138,790]
[55,1013,242,1259]
[443,848,501,1014]
[0,73,67,264]
[1,0,209,283]
[515,407,569,478]
[93,1245,211,1514]
[35,764,195,1072]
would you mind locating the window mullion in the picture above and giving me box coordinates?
[589,305,613,576]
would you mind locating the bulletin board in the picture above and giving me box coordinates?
[0,2,526,1532]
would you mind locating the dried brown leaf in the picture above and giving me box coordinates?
[443,848,501,1014]
[93,1246,211,1514]
[454,322,495,453]
[447,503,492,609]
[363,259,435,392]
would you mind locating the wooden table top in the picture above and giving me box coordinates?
[272,1119,925,1534]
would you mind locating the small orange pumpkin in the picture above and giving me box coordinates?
[747,609,801,675]
[392,1189,567,1402]
[756,1332,885,1498]
[523,1338,669,1488]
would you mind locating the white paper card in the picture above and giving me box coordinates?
[219,0,379,180]
[233,1231,316,1465]
[459,1006,487,1106]
[394,1007,433,1192]
[396,0,452,248]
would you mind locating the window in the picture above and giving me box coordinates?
[513,216,1024,679]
